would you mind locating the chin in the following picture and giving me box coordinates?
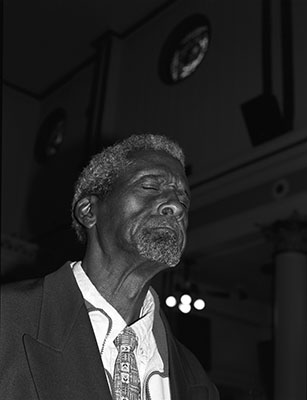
[133,223,185,267]
[139,247,183,268]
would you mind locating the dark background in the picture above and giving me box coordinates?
[2,1,307,398]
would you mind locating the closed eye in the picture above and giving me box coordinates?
[142,185,159,190]
[180,199,190,210]
[177,190,190,210]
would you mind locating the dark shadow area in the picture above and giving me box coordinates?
[163,306,211,371]
[1,144,86,282]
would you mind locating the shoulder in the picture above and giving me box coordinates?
[1,262,73,299]
[1,277,44,308]
[175,339,219,398]
[160,311,219,399]
[1,277,44,333]
[0,262,73,330]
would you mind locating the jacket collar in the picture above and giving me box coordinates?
[24,262,113,400]
[37,262,84,350]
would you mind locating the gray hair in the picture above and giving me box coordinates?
[72,134,185,242]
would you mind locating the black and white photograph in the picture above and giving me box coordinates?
[1,1,307,399]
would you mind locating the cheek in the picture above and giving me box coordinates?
[121,196,150,238]
[122,195,145,215]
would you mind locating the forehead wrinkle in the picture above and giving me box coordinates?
[124,152,190,194]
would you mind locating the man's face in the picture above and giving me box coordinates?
[94,150,190,267]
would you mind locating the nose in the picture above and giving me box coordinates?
[160,204,178,216]
[158,196,185,220]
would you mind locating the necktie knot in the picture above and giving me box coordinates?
[114,327,138,352]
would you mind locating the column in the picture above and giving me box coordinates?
[264,212,307,400]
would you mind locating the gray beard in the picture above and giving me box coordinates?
[135,227,182,267]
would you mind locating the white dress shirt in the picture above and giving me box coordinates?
[71,261,171,400]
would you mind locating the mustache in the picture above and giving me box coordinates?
[138,216,186,253]
[144,216,181,232]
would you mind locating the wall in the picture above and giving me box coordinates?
[1,63,95,274]
[100,1,306,396]
[102,0,307,185]
[109,0,258,176]
[1,87,40,236]
[26,64,94,240]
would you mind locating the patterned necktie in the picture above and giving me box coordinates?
[113,327,141,400]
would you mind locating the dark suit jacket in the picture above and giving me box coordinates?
[0,262,219,400]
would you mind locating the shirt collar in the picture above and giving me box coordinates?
[131,289,155,348]
[71,261,156,347]
[71,261,126,343]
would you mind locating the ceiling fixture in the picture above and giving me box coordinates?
[164,265,206,314]
[165,285,206,314]
[158,14,211,84]
[34,108,66,163]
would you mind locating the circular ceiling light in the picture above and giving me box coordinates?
[179,303,192,314]
[34,108,66,163]
[180,293,192,305]
[193,298,206,310]
[158,14,211,84]
[165,295,177,308]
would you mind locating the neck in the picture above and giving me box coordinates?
[81,245,167,325]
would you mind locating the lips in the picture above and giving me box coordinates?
[146,217,178,231]
[144,217,185,249]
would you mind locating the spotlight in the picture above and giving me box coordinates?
[193,298,205,310]
[179,303,191,314]
[165,295,177,308]
[180,294,192,305]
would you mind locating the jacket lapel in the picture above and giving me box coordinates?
[23,263,112,400]
[158,311,211,400]
[158,311,189,400]
[152,291,190,400]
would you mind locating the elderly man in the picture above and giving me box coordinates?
[0,134,219,400]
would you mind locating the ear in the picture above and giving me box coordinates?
[74,196,98,230]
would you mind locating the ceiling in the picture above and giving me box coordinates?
[3,0,175,95]
[4,0,306,311]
